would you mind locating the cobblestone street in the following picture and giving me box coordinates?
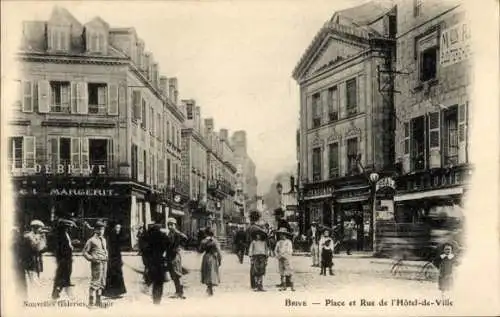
[17,251,449,316]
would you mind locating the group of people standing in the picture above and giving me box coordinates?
[12,218,128,308]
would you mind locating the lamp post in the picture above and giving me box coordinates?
[276,182,283,209]
[369,172,380,253]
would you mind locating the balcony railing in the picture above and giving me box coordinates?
[208,178,236,196]
[8,158,115,176]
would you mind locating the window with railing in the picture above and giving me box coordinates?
[328,142,339,178]
[50,81,71,113]
[312,147,322,181]
[444,106,459,166]
[327,86,339,122]
[312,93,321,128]
[88,83,107,114]
[346,138,358,175]
[346,78,357,116]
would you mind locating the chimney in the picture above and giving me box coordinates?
[169,78,178,104]
[205,118,214,131]
[136,39,145,70]
[195,106,201,132]
[219,129,228,141]
[144,52,151,78]
[159,76,169,97]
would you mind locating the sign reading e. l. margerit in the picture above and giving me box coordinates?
[440,22,471,67]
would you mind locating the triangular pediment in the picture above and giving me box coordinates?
[49,6,80,26]
[86,17,110,31]
[304,35,366,77]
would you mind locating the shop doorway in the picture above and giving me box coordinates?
[334,203,365,252]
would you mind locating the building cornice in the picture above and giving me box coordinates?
[182,128,209,149]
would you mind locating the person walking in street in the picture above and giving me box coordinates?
[434,242,459,295]
[143,222,170,304]
[166,218,188,299]
[318,228,336,276]
[343,218,357,255]
[200,227,222,296]
[233,226,247,264]
[274,228,295,292]
[306,221,320,267]
[137,224,149,286]
[22,220,48,295]
[51,219,77,300]
[82,221,109,309]
[103,222,127,299]
[248,229,269,292]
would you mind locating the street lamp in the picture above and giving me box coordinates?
[369,172,380,253]
[276,182,283,213]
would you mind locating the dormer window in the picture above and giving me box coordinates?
[86,29,106,53]
[48,25,70,52]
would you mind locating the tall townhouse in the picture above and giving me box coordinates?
[231,131,258,222]
[393,1,471,230]
[204,120,237,237]
[10,7,188,249]
[181,100,209,235]
[292,1,397,251]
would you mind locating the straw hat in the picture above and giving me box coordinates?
[30,220,45,228]
[167,218,177,225]
[276,227,293,237]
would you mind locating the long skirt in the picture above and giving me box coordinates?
[251,255,268,277]
[54,258,73,288]
[278,257,293,276]
[90,261,107,291]
[201,253,220,286]
[103,257,127,297]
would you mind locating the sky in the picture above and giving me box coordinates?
[2,0,369,193]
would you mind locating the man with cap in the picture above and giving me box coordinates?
[306,221,321,267]
[23,219,48,292]
[52,219,77,300]
[166,217,188,299]
[83,221,108,308]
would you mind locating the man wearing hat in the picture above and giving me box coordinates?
[83,221,108,308]
[306,221,321,267]
[52,219,77,299]
[245,210,267,289]
[248,226,269,291]
[23,219,48,292]
[166,217,188,299]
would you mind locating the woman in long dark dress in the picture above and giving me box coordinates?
[200,227,222,296]
[103,223,127,298]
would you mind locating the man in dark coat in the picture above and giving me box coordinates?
[274,208,292,233]
[51,219,77,300]
[233,227,247,264]
[143,222,169,304]
[166,218,188,299]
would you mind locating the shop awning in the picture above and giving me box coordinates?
[170,209,185,216]
[394,187,463,202]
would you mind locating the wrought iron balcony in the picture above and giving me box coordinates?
[207,178,235,197]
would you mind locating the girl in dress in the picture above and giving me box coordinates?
[435,243,459,295]
[200,227,222,296]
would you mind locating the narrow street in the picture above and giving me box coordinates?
[20,251,445,316]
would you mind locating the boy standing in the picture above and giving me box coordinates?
[248,229,269,292]
[83,221,108,308]
[274,228,295,292]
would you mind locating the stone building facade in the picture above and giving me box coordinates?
[392,0,471,230]
[292,1,397,251]
[10,6,189,249]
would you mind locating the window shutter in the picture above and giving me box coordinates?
[107,138,114,173]
[138,147,144,182]
[108,84,119,115]
[145,151,150,184]
[132,90,141,121]
[47,137,59,171]
[23,136,35,168]
[71,137,81,171]
[22,81,33,112]
[458,102,467,164]
[358,74,365,111]
[81,138,89,174]
[428,111,441,168]
[77,82,88,114]
[47,26,54,51]
[402,122,411,173]
[70,82,78,113]
[61,83,70,110]
[37,80,50,113]
[118,85,126,117]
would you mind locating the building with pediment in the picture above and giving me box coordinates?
[292,1,397,251]
[10,6,189,249]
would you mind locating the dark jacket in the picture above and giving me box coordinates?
[306,227,321,245]
[143,227,169,283]
[54,230,73,260]
[234,230,247,249]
